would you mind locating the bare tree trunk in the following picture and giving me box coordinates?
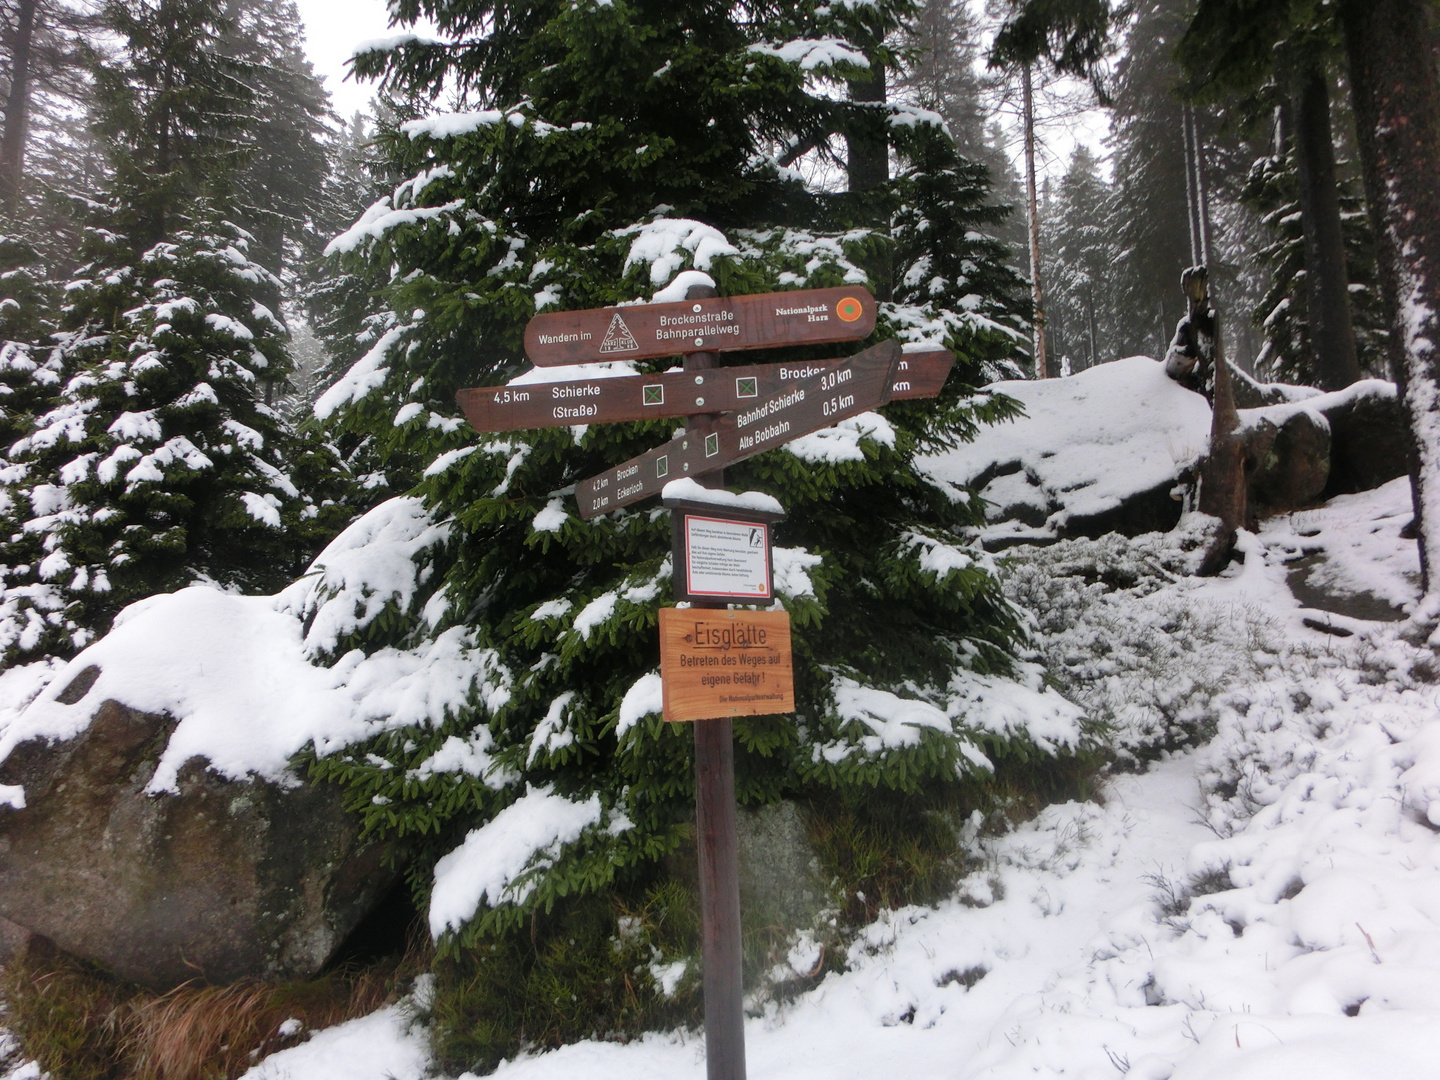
[1198,306,1247,574]
[847,53,890,299]
[1181,105,1201,265]
[1022,62,1048,378]
[1293,61,1363,390]
[1086,288,1098,369]
[1192,111,1214,268]
[0,0,38,216]
[1339,0,1440,623]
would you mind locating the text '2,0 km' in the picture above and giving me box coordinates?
[524,286,876,365]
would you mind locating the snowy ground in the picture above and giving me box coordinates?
[145,476,1436,1080]
[0,350,1431,1079]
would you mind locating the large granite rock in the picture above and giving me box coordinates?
[1239,379,1405,517]
[1322,386,1409,496]
[927,361,1408,548]
[736,801,829,934]
[1244,408,1332,518]
[0,673,395,990]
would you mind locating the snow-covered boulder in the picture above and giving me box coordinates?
[1244,407,1332,516]
[0,680,397,989]
[923,358,1407,548]
[922,357,1210,548]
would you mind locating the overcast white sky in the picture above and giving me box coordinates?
[292,0,424,120]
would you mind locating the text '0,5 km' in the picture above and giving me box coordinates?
[575,339,900,518]
[524,286,875,365]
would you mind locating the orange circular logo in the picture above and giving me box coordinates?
[835,296,864,322]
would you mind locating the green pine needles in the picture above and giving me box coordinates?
[290,0,1100,1060]
[0,212,348,662]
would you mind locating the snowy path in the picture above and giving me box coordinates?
[5,479,1437,1080]
[241,480,1440,1080]
[486,758,1211,1080]
[246,756,1213,1080]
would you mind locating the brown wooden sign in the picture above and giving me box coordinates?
[889,348,955,401]
[575,340,901,518]
[659,608,794,722]
[456,349,953,434]
[524,286,876,367]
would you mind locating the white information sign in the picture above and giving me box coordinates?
[684,515,771,600]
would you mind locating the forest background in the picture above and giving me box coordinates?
[0,0,1432,1074]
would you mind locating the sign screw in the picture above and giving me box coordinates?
[696,397,705,406]
[692,304,702,313]
[695,338,704,348]
[695,375,704,385]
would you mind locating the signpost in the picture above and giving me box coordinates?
[455,284,959,1080]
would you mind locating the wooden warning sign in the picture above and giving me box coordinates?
[525,286,876,366]
[659,608,794,722]
[575,339,900,518]
[455,349,954,434]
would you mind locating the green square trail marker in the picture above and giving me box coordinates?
[644,384,664,405]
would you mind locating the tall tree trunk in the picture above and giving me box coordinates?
[1339,0,1440,623]
[0,0,38,216]
[1292,61,1363,390]
[846,64,888,194]
[1181,104,1201,265]
[1086,288,1098,369]
[1192,111,1214,267]
[1196,287,1247,574]
[847,55,890,299]
[1022,62,1049,378]
[153,61,174,246]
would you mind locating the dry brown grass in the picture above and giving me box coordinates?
[2,932,433,1080]
[123,969,395,1080]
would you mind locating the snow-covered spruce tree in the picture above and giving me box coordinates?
[297,107,406,450]
[0,230,65,660]
[0,213,346,662]
[1042,145,1119,372]
[0,0,355,663]
[1240,138,1387,384]
[306,0,1091,1063]
[0,231,61,449]
[216,0,331,279]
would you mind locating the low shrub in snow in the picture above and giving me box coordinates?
[1000,521,1285,763]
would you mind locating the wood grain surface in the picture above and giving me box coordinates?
[659,608,794,722]
[524,286,875,366]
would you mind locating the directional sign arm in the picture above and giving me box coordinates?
[888,349,954,401]
[575,340,902,518]
[456,348,953,434]
[524,287,877,366]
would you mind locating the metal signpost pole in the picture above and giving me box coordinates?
[680,282,747,1080]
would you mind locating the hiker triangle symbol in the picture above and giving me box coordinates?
[599,312,640,354]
